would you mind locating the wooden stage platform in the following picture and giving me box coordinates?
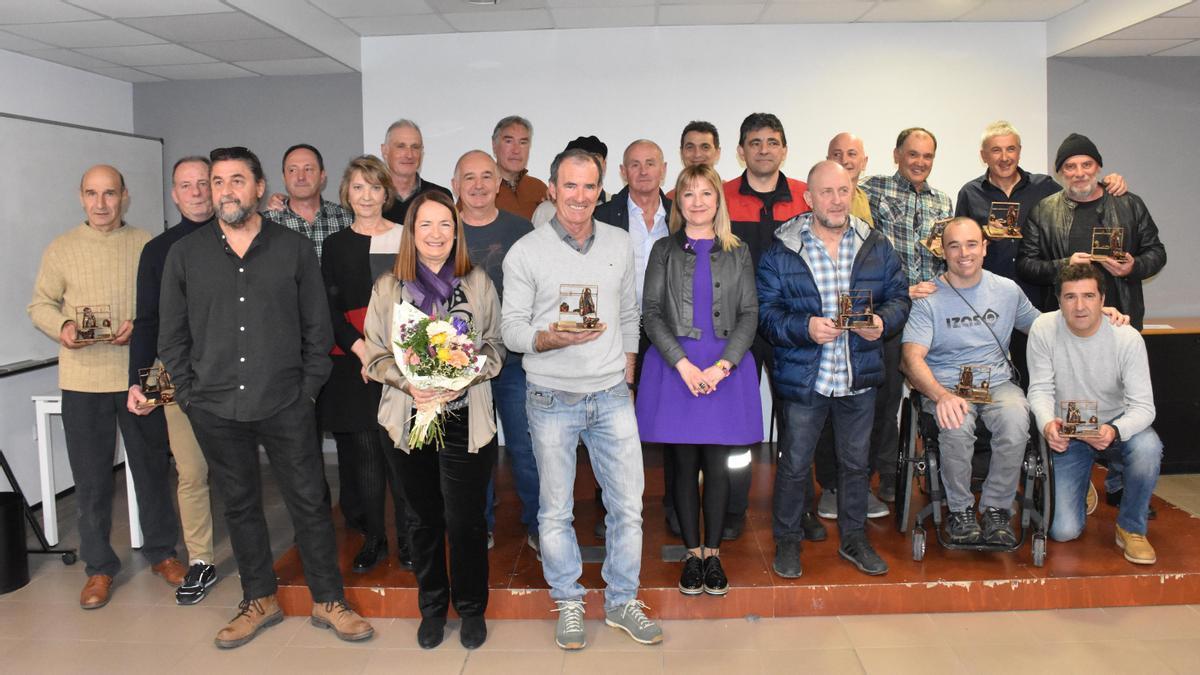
[274,445,1200,619]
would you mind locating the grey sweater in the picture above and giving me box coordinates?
[1026,311,1155,441]
[501,220,640,393]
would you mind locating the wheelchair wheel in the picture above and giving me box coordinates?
[62,551,77,565]
[912,527,926,562]
[1032,534,1046,567]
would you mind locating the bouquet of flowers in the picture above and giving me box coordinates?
[392,302,488,449]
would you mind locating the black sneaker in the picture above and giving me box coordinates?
[721,513,745,541]
[678,555,704,595]
[353,538,387,573]
[702,556,729,596]
[838,533,888,576]
[772,540,802,579]
[801,511,827,542]
[980,507,1016,547]
[175,562,217,605]
[945,507,983,545]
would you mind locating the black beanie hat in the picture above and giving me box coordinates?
[564,135,608,160]
[1055,133,1102,173]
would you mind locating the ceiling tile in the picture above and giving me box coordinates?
[1164,2,1200,18]
[185,36,321,61]
[235,56,353,76]
[66,0,234,17]
[550,6,654,29]
[122,13,283,42]
[0,2,100,23]
[546,0,651,6]
[138,62,258,79]
[1154,38,1200,55]
[0,29,55,51]
[441,8,554,31]
[4,20,165,48]
[858,0,983,22]
[22,47,118,69]
[759,1,875,24]
[1058,38,1192,57]
[77,43,215,66]
[657,3,765,25]
[89,65,165,82]
[957,0,1084,22]
[309,0,434,18]
[426,0,547,13]
[1106,17,1200,40]
[341,13,454,35]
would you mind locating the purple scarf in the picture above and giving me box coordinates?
[408,260,459,315]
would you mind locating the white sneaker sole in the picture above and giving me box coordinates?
[605,618,663,645]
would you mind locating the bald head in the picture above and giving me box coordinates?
[620,139,666,200]
[827,132,868,183]
[454,149,496,178]
[804,161,853,230]
[452,149,500,216]
[79,164,127,231]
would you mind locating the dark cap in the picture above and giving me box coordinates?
[1055,133,1102,173]
[564,135,608,160]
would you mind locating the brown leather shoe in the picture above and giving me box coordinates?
[151,557,188,586]
[80,574,113,609]
[215,596,284,649]
[311,599,374,642]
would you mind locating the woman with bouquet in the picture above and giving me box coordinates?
[636,164,763,596]
[318,155,411,575]
[363,190,504,650]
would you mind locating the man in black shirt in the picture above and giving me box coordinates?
[159,146,373,648]
[379,119,452,224]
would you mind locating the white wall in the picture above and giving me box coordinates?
[363,22,1048,200]
[0,49,133,502]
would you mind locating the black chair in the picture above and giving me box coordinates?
[894,392,1052,566]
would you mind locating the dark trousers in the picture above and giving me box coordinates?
[333,429,408,547]
[393,408,494,619]
[188,395,344,603]
[334,432,365,532]
[61,390,180,578]
[774,390,876,541]
[672,444,731,549]
[867,334,903,490]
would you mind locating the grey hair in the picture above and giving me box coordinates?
[172,155,210,181]
[384,118,421,141]
[492,115,532,142]
[980,120,1021,148]
[549,148,602,185]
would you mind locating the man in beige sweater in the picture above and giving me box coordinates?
[28,165,185,610]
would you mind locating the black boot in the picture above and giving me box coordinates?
[352,538,387,573]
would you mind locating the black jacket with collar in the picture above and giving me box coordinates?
[592,185,671,231]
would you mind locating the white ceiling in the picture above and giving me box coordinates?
[0,0,1196,83]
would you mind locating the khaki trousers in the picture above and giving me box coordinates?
[164,401,214,563]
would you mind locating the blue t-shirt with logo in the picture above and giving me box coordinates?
[902,271,1040,388]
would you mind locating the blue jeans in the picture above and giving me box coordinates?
[923,381,1030,513]
[1050,426,1162,541]
[485,359,540,534]
[774,390,876,541]
[526,381,644,610]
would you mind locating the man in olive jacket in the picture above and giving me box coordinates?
[758,161,910,579]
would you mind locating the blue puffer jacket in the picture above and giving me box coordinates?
[757,213,910,404]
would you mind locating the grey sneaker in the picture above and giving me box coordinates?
[866,492,890,519]
[817,489,838,519]
[605,600,663,645]
[553,599,587,650]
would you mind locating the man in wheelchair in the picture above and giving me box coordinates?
[1028,263,1161,564]
[900,217,1042,547]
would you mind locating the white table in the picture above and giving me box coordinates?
[33,395,143,548]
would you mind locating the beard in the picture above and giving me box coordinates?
[217,199,252,227]
[814,210,847,230]
[1066,178,1100,201]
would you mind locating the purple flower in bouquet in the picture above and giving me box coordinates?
[451,316,470,336]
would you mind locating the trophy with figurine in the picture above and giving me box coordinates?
[75,305,114,343]
[835,290,874,329]
[137,366,176,409]
[983,201,1022,239]
[1059,399,1101,438]
[1090,227,1126,261]
[953,365,992,403]
[919,217,954,258]
[556,284,605,332]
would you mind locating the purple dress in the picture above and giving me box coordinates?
[636,238,763,445]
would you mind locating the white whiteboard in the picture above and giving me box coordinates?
[0,113,164,366]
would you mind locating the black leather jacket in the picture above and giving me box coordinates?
[642,228,758,368]
[1018,191,1166,329]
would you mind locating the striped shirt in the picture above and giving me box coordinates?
[265,198,353,261]
[861,172,951,285]
[799,217,866,397]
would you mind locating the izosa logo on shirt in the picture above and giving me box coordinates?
[944,308,1000,329]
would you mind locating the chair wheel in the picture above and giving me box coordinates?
[1032,535,1046,568]
[912,528,926,562]
[62,551,77,565]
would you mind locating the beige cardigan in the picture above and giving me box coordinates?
[363,267,505,453]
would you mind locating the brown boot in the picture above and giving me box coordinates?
[80,574,113,609]
[215,596,284,649]
[311,599,374,642]
[151,557,188,586]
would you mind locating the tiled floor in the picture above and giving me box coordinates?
[4,467,1200,674]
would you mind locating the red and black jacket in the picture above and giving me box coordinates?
[723,171,810,269]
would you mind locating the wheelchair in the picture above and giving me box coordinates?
[894,390,1053,567]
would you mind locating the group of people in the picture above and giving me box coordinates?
[27,110,1167,652]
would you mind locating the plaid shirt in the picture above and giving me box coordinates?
[861,172,951,285]
[800,217,867,397]
[265,198,353,261]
